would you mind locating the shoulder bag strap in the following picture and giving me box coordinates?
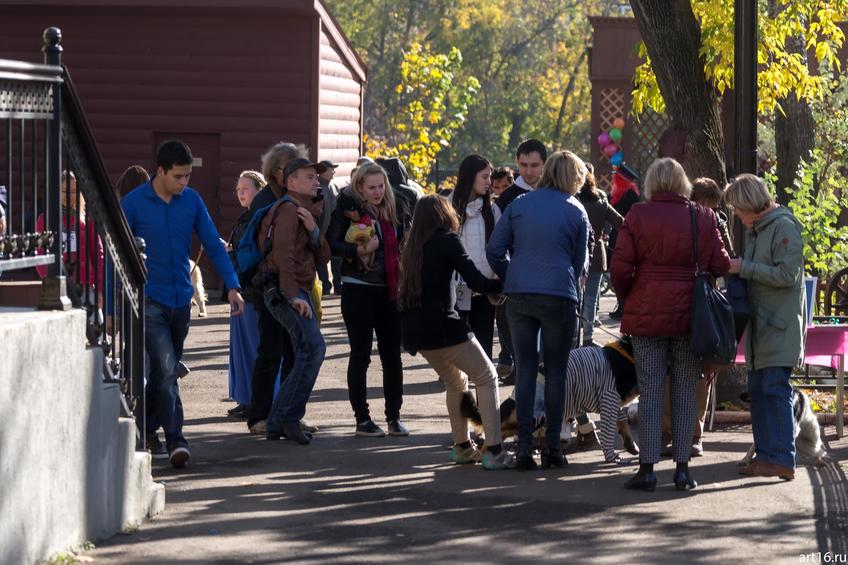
[689,202,702,274]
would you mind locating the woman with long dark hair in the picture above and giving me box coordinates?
[399,195,514,469]
[451,154,501,358]
[328,162,407,438]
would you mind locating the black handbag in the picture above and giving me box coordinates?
[689,204,737,364]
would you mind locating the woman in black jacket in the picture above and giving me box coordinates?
[327,163,406,438]
[399,195,515,470]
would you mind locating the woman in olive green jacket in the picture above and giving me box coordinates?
[727,174,805,481]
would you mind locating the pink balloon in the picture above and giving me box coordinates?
[603,143,619,158]
[597,132,611,147]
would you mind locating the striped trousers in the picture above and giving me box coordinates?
[632,336,701,464]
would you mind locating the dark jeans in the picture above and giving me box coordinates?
[749,367,796,469]
[341,283,404,423]
[330,257,342,294]
[317,260,332,294]
[144,297,191,448]
[495,301,513,366]
[459,294,496,360]
[247,294,294,427]
[265,288,326,429]
[507,293,577,451]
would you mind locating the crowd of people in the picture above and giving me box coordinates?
[122,136,806,490]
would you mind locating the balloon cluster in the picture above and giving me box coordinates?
[597,117,626,166]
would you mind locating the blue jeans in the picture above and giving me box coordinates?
[265,287,326,431]
[748,367,796,469]
[507,293,577,451]
[144,297,191,448]
[581,271,603,344]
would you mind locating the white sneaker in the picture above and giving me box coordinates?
[482,450,517,470]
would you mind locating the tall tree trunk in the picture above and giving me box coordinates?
[553,48,589,142]
[508,113,526,153]
[773,41,815,204]
[630,0,727,186]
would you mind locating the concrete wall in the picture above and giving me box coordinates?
[0,308,164,565]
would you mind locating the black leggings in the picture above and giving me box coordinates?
[341,283,404,423]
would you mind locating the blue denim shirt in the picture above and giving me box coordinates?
[486,187,590,302]
[122,179,239,308]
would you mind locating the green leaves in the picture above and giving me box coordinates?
[632,0,848,115]
[365,43,480,186]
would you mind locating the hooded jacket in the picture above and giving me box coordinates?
[738,206,806,370]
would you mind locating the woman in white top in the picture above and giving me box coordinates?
[450,154,501,358]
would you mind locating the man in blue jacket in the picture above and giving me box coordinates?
[122,140,244,468]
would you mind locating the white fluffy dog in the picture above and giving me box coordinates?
[189,259,207,318]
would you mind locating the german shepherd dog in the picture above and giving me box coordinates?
[461,337,641,461]
[738,388,828,467]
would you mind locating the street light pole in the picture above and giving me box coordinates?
[732,0,758,253]
[734,0,758,176]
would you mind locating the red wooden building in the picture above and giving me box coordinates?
[0,0,366,284]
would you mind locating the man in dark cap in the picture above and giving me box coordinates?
[253,158,330,445]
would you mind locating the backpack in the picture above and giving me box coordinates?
[234,195,294,287]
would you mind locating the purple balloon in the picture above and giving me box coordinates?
[597,132,611,147]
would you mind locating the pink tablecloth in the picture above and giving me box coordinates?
[735,325,848,369]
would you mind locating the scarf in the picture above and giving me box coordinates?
[380,218,400,302]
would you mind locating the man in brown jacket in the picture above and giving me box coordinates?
[259,158,331,445]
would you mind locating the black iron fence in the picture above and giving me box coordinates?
[0,28,148,448]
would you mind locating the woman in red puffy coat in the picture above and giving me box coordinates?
[611,158,730,492]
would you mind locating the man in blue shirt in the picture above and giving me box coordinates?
[122,140,244,468]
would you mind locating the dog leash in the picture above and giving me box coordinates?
[575,312,622,342]
[190,246,204,276]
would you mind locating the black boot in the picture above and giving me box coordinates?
[541,445,567,469]
[624,463,657,491]
[673,462,697,491]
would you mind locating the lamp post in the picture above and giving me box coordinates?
[734,0,758,176]
[732,0,758,252]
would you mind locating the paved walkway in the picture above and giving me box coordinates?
[84,296,848,564]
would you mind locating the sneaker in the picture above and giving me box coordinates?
[147,434,169,460]
[169,445,190,469]
[690,441,704,457]
[496,363,513,378]
[300,420,319,433]
[249,420,267,435]
[387,420,410,436]
[355,420,386,437]
[450,443,482,464]
[660,443,673,457]
[482,450,517,470]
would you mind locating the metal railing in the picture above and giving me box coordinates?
[0,28,148,448]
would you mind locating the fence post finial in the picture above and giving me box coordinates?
[42,27,62,66]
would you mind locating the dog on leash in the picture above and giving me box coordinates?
[461,337,641,462]
[738,388,828,467]
[189,259,208,317]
